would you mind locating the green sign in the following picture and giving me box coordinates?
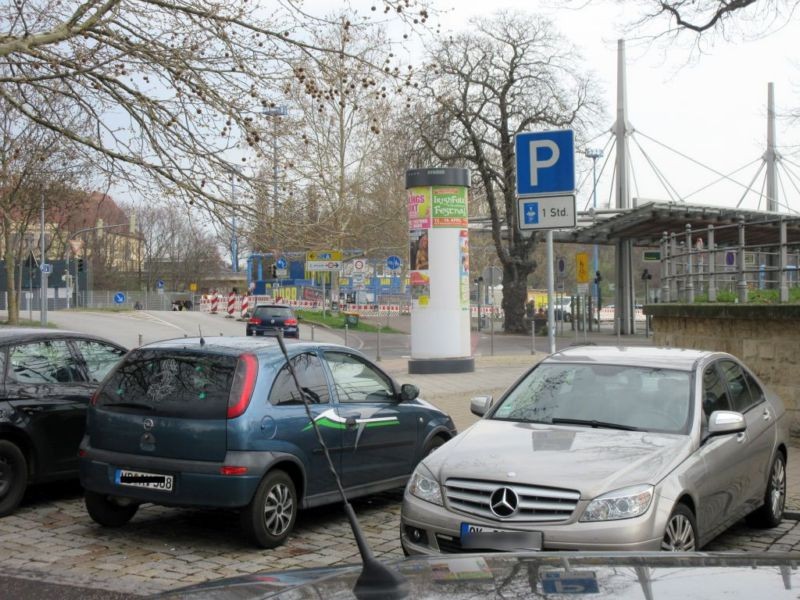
[643,251,661,262]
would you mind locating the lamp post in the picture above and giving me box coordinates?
[584,148,603,309]
[263,105,288,224]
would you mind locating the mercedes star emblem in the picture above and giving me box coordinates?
[489,486,519,518]
[142,418,154,431]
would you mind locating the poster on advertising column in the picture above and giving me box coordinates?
[432,186,468,228]
[459,230,469,309]
[408,187,432,230]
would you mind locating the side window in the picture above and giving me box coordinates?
[8,341,82,384]
[73,340,126,383]
[742,370,765,404]
[323,352,394,404]
[719,360,759,413]
[702,363,731,418]
[269,353,330,406]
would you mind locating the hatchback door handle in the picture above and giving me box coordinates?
[345,415,360,429]
[762,409,771,421]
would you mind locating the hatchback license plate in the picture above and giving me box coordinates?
[460,522,542,551]
[115,469,174,492]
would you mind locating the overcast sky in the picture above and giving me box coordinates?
[422,0,800,214]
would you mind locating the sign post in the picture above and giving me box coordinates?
[515,130,576,354]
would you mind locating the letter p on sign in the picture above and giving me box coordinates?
[528,140,560,186]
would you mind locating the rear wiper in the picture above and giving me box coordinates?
[551,418,638,431]
[102,401,154,411]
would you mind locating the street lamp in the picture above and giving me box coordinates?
[263,105,288,221]
[584,148,604,311]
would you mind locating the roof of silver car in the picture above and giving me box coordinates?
[546,345,709,371]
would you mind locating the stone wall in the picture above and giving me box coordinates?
[645,304,800,432]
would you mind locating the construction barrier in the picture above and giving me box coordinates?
[226,292,235,317]
[210,294,219,314]
[241,295,250,318]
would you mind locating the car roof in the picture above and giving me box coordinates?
[0,327,123,347]
[545,345,711,371]
[139,337,348,359]
[254,304,294,309]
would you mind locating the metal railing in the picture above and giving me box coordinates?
[659,217,800,304]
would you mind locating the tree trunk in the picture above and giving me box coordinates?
[501,262,532,334]
[3,218,18,324]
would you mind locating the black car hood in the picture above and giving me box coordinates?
[161,552,800,599]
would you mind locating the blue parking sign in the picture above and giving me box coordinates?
[515,130,575,197]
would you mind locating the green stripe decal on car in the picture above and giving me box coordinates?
[302,409,399,432]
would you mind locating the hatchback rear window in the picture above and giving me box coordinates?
[254,307,294,319]
[96,350,237,419]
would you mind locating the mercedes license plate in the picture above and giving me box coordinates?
[115,469,174,492]
[460,522,542,551]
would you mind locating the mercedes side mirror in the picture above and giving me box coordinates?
[470,395,493,417]
[707,410,746,437]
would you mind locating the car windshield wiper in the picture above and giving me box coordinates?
[550,417,638,431]
[102,401,154,411]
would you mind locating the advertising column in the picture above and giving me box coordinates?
[406,168,473,374]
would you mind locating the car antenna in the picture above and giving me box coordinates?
[198,326,205,347]
[274,333,408,600]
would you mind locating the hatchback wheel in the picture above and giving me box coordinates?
[747,452,786,528]
[85,491,139,527]
[661,504,697,551]
[0,440,28,517]
[241,470,297,548]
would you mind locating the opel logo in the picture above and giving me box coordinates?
[490,487,519,518]
[143,418,154,431]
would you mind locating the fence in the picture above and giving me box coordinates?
[660,217,800,304]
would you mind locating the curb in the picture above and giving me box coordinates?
[784,510,800,521]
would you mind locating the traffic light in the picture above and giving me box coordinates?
[77,258,85,272]
[594,271,602,310]
[271,264,277,279]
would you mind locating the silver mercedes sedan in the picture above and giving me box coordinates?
[401,346,789,554]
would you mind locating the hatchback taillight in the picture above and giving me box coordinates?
[284,318,298,326]
[248,317,261,325]
[227,353,258,419]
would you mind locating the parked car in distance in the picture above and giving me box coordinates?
[79,338,457,548]
[0,328,127,517]
[246,304,300,338]
[401,346,788,555]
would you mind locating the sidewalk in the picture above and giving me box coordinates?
[380,353,800,512]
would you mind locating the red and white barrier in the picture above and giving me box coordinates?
[226,292,235,317]
[210,294,219,314]
[241,295,250,318]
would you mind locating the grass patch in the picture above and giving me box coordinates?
[2,319,58,328]
[296,309,401,334]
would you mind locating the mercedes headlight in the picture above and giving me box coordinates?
[580,485,654,522]
[408,463,443,506]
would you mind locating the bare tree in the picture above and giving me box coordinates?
[414,11,603,333]
[0,101,88,323]
[133,203,223,291]
[0,0,430,221]
[600,0,797,39]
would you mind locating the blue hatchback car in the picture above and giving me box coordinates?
[79,337,456,548]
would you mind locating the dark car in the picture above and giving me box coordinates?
[246,304,299,338]
[79,338,456,548]
[0,328,127,517]
[164,552,800,599]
